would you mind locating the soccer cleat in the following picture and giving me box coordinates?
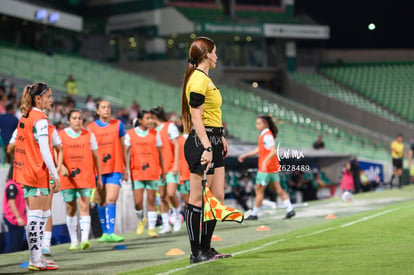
[69,244,79,251]
[284,210,296,219]
[80,241,91,250]
[28,259,59,271]
[98,233,110,242]
[245,215,258,220]
[148,229,158,238]
[42,258,58,267]
[41,248,52,256]
[173,216,182,232]
[204,248,232,259]
[107,233,124,242]
[136,218,147,235]
[190,250,212,264]
[158,225,172,234]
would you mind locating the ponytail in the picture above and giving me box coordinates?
[181,63,196,133]
[150,106,167,122]
[19,82,49,116]
[181,36,215,134]
[259,115,278,138]
[20,85,33,116]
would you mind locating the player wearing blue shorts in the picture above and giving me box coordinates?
[88,100,127,242]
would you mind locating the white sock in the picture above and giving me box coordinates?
[66,216,79,246]
[342,191,353,202]
[41,209,51,250]
[79,216,91,242]
[147,211,157,230]
[172,207,181,220]
[161,213,170,228]
[283,199,293,212]
[27,209,43,264]
[135,209,144,221]
[42,231,52,250]
[251,206,260,216]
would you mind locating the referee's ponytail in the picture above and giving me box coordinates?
[181,36,215,133]
[259,115,278,138]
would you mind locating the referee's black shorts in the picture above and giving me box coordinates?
[184,127,224,175]
[392,158,403,170]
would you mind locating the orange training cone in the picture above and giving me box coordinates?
[212,235,222,241]
[325,214,337,219]
[166,248,185,256]
[256,225,270,231]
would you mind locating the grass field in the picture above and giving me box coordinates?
[1,186,414,274]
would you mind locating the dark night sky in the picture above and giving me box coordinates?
[295,0,413,48]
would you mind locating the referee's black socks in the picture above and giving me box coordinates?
[186,204,202,255]
[201,220,216,250]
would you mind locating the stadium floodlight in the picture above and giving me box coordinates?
[34,9,47,21]
[48,12,60,24]
[368,23,376,31]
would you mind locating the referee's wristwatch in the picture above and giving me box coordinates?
[204,146,213,152]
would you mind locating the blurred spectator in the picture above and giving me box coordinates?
[0,79,6,94]
[222,122,232,138]
[168,111,178,122]
[64,74,78,96]
[85,95,96,112]
[350,157,362,193]
[313,135,325,150]
[128,101,140,123]
[0,103,18,163]
[117,108,129,125]
[360,171,379,192]
[67,96,76,110]
[173,116,184,133]
[7,84,17,104]
[0,93,7,114]
[289,171,318,202]
[390,134,404,189]
[231,173,252,211]
[82,109,94,127]
[313,170,337,198]
[48,102,64,124]
[54,121,65,132]
[340,162,354,202]
[2,163,27,253]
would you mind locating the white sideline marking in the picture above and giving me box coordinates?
[158,204,412,275]
[231,238,286,256]
[296,227,337,239]
[157,239,286,275]
[340,208,398,228]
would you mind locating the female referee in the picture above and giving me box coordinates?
[59,109,102,250]
[238,115,295,220]
[88,100,127,243]
[181,36,231,264]
[13,82,59,270]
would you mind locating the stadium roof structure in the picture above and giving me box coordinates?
[106,1,329,40]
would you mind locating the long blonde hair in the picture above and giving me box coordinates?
[181,37,215,133]
[20,82,49,116]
